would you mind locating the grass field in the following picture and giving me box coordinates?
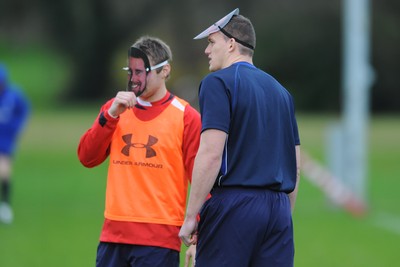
[0,110,399,266]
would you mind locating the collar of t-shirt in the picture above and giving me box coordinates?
[134,91,174,121]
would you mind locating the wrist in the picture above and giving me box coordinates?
[107,109,119,119]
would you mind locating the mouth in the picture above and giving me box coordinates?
[131,82,141,91]
[131,82,145,97]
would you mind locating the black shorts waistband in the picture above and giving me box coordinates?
[211,186,285,195]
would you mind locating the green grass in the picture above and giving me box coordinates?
[293,114,400,267]
[0,111,106,266]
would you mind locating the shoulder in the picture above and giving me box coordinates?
[184,104,200,121]
[170,95,188,110]
[172,96,200,117]
[200,71,230,94]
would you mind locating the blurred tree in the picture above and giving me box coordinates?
[371,0,400,113]
[38,0,169,102]
[247,1,342,112]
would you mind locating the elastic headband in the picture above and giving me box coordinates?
[128,47,169,73]
[218,26,254,50]
[150,60,169,70]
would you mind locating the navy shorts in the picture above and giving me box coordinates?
[196,187,294,267]
[96,242,179,267]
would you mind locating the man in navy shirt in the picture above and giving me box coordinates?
[179,8,301,267]
[0,64,30,224]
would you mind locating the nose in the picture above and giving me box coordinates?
[126,72,133,84]
[205,45,211,56]
[130,72,141,82]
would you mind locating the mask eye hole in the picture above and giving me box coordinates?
[122,67,132,76]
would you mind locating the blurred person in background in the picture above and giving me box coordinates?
[179,9,301,267]
[78,36,200,267]
[0,63,30,224]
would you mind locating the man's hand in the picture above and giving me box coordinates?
[184,244,197,267]
[179,217,198,247]
[108,91,137,117]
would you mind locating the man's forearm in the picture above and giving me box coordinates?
[185,130,226,218]
[185,149,221,218]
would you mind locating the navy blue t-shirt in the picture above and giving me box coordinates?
[199,62,300,193]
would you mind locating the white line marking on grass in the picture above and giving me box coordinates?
[371,212,400,236]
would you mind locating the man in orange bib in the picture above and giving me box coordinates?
[78,36,201,267]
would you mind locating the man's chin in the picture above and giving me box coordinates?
[134,87,146,97]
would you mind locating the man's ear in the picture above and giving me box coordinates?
[228,38,236,52]
[162,64,171,79]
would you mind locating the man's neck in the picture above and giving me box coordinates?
[224,54,253,69]
[139,85,168,103]
[138,90,169,106]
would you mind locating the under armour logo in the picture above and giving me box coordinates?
[121,134,158,158]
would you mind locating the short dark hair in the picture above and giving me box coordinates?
[223,15,256,56]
